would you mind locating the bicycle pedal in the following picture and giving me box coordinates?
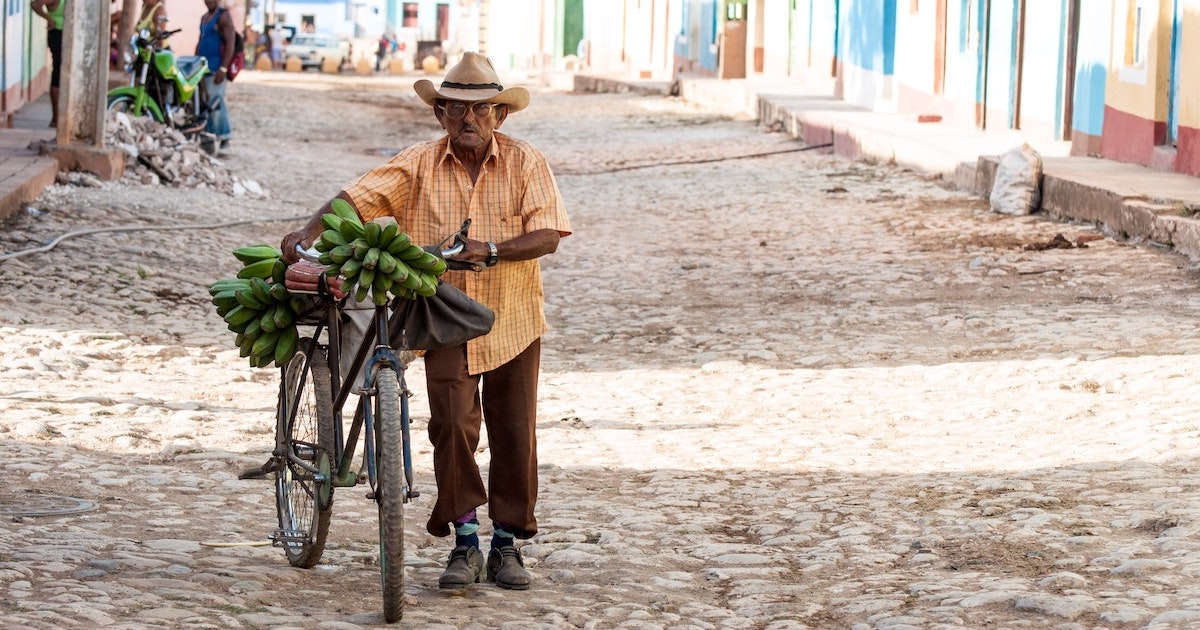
[237,459,279,480]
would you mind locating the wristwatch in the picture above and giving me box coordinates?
[485,241,499,267]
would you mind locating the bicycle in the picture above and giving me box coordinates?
[238,223,473,623]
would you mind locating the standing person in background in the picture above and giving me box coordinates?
[135,0,170,53]
[269,25,285,69]
[136,0,168,38]
[196,0,236,155]
[29,0,63,128]
[110,1,123,70]
[375,34,390,72]
[258,27,271,67]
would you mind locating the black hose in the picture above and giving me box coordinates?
[555,142,834,176]
[0,214,311,263]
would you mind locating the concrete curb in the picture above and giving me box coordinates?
[0,156,58,223]
[573,74,671,97]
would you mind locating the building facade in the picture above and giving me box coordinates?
[649,0,1200,176]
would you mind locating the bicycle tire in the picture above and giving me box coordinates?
[275,339,336,568]
[375,366,406,622]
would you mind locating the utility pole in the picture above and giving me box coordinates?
[57,2,107,147]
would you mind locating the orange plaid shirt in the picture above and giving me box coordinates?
[343,132,572,374]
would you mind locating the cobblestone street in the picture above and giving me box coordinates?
[3,72,1200,629]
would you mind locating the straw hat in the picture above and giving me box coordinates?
[413,52,530,113]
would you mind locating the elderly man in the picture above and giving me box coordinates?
[281,52,572,591]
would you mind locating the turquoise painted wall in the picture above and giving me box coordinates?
[675,0,718,73]
[841,0,894,75]
[1079,1,1098,139]
[700,0,718,71]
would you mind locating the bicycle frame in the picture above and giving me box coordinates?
[250,221,473,621]
[276,298,416,501]
[261,221,469,514]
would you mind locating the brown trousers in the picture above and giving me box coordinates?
[422,339,540,539]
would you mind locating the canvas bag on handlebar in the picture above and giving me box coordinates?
[389,281,495,351]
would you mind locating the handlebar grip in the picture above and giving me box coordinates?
[296,243,321,263]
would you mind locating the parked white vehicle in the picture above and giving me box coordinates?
[287,34,351,70]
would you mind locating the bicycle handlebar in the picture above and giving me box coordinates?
[295,224,469,264]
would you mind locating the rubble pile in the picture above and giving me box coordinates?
[105,111,268,199]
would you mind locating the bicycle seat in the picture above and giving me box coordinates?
[175,55,208,81]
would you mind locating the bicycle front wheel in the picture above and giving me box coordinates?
[374,366,406,623]
[275,339,336,568]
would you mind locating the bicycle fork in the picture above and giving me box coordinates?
[362,305,419,503]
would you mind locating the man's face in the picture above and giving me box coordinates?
[435,100,506,155]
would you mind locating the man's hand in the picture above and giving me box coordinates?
[283,195,349,264]
[280,230,310,264]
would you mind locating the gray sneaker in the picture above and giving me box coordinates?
[487,545,531,590]
[438,545,483,589]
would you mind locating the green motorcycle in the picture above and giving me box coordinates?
[107,28,213,142]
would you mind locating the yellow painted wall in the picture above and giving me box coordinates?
[1105,0,1173,123]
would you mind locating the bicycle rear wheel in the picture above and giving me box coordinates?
[275,338,336,568]
[374,366,406,622]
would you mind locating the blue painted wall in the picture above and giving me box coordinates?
[1071,1,1108,139]
[675,0,719,73]
[700,0,718,71]
[841,0,895,75]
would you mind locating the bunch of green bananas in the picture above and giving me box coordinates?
[314,199,446,306]
[209,245,310,368]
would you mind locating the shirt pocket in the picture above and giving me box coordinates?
[475,184,524,243]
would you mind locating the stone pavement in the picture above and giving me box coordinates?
[575,73,1200,262]
[6,75,1200,630]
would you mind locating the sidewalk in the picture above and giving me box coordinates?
[575,73,1200,261]
[0,93,58,223]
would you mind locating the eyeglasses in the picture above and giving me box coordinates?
[437,101,500,120]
